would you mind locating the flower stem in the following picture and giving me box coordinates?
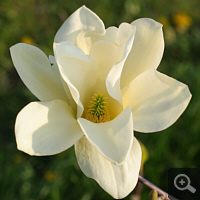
[138,175,179,200]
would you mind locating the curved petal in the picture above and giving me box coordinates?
[106,24,136,105]
[77,106,133,164]
[122,69,192,132]
[10,43,68,103]
[54,6,105,46]
[75,136,141,199]
[49,55,76,111]
[15,100,83,155]
[121,18,164,88]
[54,42,98,118]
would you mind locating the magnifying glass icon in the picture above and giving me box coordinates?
[174,174,196,193]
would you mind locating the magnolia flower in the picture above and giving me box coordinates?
[10,6,191,199]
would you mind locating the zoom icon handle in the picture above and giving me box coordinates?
[174,174,196,193]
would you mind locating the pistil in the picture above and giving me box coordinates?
[85,93,110,123]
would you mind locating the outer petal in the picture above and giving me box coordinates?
[75,136,141,199]
[15,100,83,155]
[49,55,76,111]
[54,6,105,54]
[77,106,133,164]
[54,42,98,118]
[122,69,192,132]
[106,24,136,105]
[10,43,68,102]
[121,18,164,88]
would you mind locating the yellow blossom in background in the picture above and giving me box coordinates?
[173,13,192,27]
[21,36,34,45]
[44,171,57,182]
[159,17,169,28]
[173,13,192,32]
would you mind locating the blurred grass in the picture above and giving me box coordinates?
[0,0,200,199]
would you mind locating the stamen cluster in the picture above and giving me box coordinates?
[85,93,110,123]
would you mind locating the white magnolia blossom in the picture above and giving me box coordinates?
[10,6,191,199]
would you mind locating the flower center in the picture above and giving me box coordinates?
[85,93,110,123]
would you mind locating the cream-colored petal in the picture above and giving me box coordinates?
[15,100,83,155]
[106,24,136,105]
[75,136,141,199]
[102,26,118,41]
[54,42,98,118]
[122,69,192,132]
[121,18,164,88]
[54,6,105,44]
[90,41,121,95]
[49,55,76,111]
[10,43,69,102]
[77,106,133,164]
[90,23,135,93]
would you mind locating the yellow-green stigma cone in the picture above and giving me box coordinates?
[85,93,110,123]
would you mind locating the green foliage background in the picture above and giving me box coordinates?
[0,0,200,199]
